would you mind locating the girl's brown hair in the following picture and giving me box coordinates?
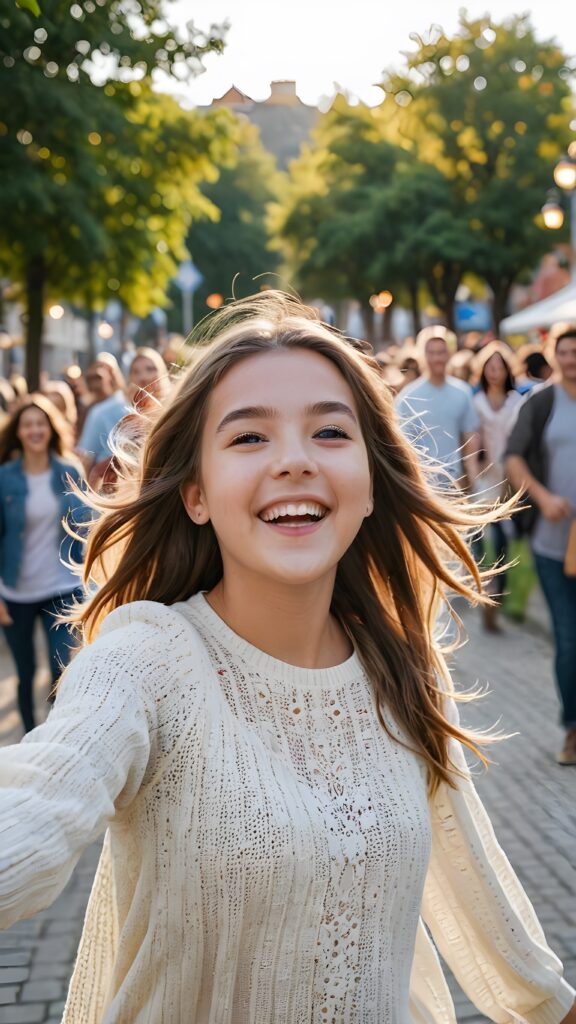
[71,292,513,793]
[0,393,75,465]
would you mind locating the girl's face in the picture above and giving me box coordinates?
[484,353,508,388]
[16,407,52,456]
[129,356,164,402]
[183,348,373,590]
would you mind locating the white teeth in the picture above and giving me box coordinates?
[260,501,327,522]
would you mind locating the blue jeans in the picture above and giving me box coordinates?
[2,589,82,733]
[533,553,576,730]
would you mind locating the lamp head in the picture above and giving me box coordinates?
[553,155,576,191]
[541,189,564,230]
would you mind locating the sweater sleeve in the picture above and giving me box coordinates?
[0,621,159,930]
[421,696,575,1024]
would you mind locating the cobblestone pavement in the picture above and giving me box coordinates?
[0,602,574,1023]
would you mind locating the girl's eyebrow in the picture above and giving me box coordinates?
[216,405,277,433]
[216,401,358,433]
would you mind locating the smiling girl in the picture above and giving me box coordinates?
[0,294,574,1024]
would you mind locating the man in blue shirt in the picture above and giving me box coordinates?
[396,325,480,490]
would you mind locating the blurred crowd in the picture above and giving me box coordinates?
[0,335,189,734]
[373,329,553,397]
[387,320,576,766]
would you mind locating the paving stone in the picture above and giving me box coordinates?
[0,1007,48,1024]
[0,993,19,1008]
[27,964,70,983]
[47,1002,65,1017]
[32,941,77,965]
[0,970,29,986]
[20,980,64,1002]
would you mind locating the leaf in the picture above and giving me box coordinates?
[15,0,41,15]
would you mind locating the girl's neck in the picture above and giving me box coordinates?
[206,573,352,669]
[22,451,50,474]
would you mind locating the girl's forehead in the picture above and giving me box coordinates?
[211,348,355,405]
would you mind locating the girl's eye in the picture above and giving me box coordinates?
[315,425,351,440]
[230,432,267,446]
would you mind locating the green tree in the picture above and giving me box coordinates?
[270,99,398,340]
[379,13,574,328]
[0,0,229,386]
[170,120,282,329]
[271,97,477,338]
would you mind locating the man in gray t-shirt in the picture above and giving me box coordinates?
[506,326,576,766]
[395,326,480,487]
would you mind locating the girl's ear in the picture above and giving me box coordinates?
[181,481,210,525]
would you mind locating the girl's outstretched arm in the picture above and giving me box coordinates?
[0,618,160,929]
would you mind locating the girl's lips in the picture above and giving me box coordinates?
[260,517,327,537]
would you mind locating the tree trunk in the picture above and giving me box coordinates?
[25,255,45,391]
[381,304,393,346]
[360,302,374,345]
[489,278,513,336]
[444,292,456,334]
[426,262,461,332]
[408,281,421,337]
[86,309,98,363]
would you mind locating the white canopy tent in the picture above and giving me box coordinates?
[500,280,576,335]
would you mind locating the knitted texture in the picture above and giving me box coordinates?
[0,593,573,1024]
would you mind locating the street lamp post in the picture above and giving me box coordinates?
[541,147,576,281]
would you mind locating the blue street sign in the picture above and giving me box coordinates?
[174,260,204,294]
[454,301,491,332]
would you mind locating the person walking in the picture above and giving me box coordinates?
[0,395,86,733]
[506,324,576,766]
[472,341,525,631]
[126,346,171,412]
[76,354,127,476]
[395,325,480,490]
[0,294,574,1023]
[90,346,172,492]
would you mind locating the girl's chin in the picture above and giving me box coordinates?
[256,562,339,586]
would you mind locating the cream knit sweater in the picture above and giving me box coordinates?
[0,594,573,1024]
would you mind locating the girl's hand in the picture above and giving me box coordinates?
[0,599,13,626]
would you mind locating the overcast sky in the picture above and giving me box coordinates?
[166,0,573,108]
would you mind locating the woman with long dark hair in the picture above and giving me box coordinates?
[0,296,573,1023]
[0,395,85,732]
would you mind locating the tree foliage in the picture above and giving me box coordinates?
[174,119,282,326]
[0,0,232,385]
[273,14,575,334]
[380,12,575,326]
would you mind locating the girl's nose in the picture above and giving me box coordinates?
[270,442,319,479]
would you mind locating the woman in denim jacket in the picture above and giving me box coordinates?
[0,394,87,733]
